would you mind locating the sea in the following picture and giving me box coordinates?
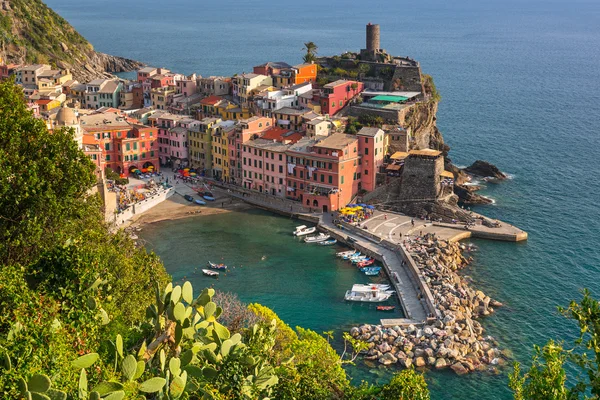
[43,0,600,398]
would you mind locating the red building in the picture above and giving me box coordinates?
[356,127,385,192]
[316,80,364,115]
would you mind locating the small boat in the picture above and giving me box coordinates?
[357,259,376,268]
[351,256,370,264]
[202,269,219,277]
[195,199,206,205]
[293,225,307,234]
[344,284,392,303]
[377,305,395,311]
[362,267,381,276]
[304,233,330,243]
[207,261,228,270]
[203,195,215,201]
[337,250,356,257]
[353,283,390,291]
[318,239,337,246]
[184,194,194,202]
[342,251,361,260]
[294,226,317,236]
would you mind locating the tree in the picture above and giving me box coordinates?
[379,369,430,400]
[509,290,600,399]
[303,41,318,63]
[0,80,97,265]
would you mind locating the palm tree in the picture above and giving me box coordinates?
[303,41,318,63]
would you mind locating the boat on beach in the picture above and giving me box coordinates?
[344,284,392,302]
[207,261,228,270]
[195,199,206,205]
[304,233,331,243]
[318,239,337,246]
[203,195,216,201]
[202,269,219,277]
[294,225,317,236]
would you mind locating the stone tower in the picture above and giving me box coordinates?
[366,23,380,52]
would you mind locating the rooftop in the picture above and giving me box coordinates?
[288,137,319,153]
[98,81,120,94]
[357,127,383,137]
[255,61,292,70]
[139,67,157,74]
[275,107,310,116]
[80,112,131,131]
[408,149,442,158]
[246,138,291,152]
[390,151,409,160]
[200,95,223,106]
[324,79,353,88]
[313,133,357,150]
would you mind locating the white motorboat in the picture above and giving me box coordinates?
[344,284,392,302]
[352,283,391,291]
[337,250,356,257]
[202,269,219,277]
[342,251,361,260]
[304,233,330,243]
[294,226,317,236]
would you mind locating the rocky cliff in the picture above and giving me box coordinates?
[0,0,143,81]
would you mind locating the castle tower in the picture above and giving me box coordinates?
[366,23,380,52]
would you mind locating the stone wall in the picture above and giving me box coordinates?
[398,156,444,201]
[391,65,424,93]
[114,187,175,226]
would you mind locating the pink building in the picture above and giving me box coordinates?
[241,126,303,196]
[151,113,190,167]
[232,116,275,183]
[285,134,361,212]
[316,79,364,115]
[177,74,198,97]
[356,127,385,191]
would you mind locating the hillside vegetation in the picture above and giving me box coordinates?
[0,0,142,80]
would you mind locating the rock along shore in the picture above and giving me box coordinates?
[350,235,507,375]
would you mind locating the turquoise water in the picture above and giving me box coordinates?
[139,209,398,331]
[45,0,600,397]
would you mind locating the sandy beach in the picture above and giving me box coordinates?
[123,185,253,229]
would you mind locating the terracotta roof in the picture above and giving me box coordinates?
[36,99,55,105]
[200,95,223,106]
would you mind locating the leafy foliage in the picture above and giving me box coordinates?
[509,290,600,399]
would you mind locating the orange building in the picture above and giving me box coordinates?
[81,112,159,176]
[273,63,317,88]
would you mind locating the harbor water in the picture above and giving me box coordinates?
[46,0,600,397]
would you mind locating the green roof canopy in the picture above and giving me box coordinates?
[370,95,409,103]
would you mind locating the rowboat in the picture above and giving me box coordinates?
[318,239,337,246]
[195,199,206,205]
[344,284,392,302]
[207,261,228,270]
[353,283,390,291]
[351,256,370,264]
[364,269,380,276]
[202,269,219,277]
[304,233,331,243]
[294,226,317,236]
[357,259,375,267]
[203,195,215,201]
[337,250,356,257]
[376,305,395,311]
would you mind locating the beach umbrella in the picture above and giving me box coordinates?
[190,172,197,176]
[358,203,368,207]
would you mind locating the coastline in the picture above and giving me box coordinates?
[123,188,253,229]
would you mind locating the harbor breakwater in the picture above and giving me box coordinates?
[350,235,507,374]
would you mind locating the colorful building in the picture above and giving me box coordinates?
[151,86,176,110]
[253,61,292,77]
[188,117,220,172]
[233,73,273,106]
[285,133,362,212]
[273,63,317,88]
[317,80,364,115]
[356,127,385,192]
[211,121,236,181]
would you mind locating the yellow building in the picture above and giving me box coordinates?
[210,121,236,181]
[233,73,273,107]
[189,117,221,171]
[151,87,176,110]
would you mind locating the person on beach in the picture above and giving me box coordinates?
[411,218,415,227]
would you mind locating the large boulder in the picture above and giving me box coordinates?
[451,362,469,375]
[379,352,398,365]
[464,160,507,180]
